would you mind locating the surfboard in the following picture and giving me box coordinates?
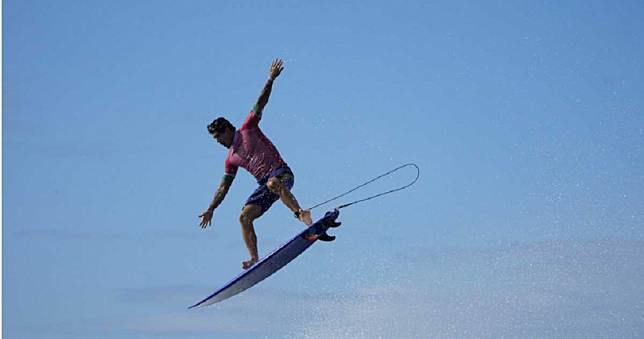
[189,209,340,308]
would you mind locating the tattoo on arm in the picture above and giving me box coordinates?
[254,78,274,117]
[209,175,234,210]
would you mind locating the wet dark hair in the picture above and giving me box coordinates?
[207,117,234,134]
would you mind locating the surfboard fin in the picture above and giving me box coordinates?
[317,232,336,242]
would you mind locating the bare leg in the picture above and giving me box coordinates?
[267,176,312,226]
[239,204,263,269]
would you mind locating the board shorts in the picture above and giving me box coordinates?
[245,164,294,214]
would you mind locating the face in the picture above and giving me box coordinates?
[212,127,234,148]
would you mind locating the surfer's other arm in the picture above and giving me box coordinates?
[252,58,284,118]
[199,175,234,228]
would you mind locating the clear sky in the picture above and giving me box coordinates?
[3,0,644,338]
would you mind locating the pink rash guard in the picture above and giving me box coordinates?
[224,110,286,181]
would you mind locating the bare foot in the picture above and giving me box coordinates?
[298,209,313,226]
[242,258,258,270]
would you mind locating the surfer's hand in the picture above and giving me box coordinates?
[199,209,214,229]
[269,58,284,80]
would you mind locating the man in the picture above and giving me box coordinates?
[199,59,334,270]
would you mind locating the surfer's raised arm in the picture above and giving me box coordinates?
[199,175,234,229]
[252,58,284,118]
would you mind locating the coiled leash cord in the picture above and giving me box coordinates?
[307,163,420,211]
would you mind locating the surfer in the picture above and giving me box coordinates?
[199,58,333,270]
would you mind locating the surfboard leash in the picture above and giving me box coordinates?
[307,163,420,211]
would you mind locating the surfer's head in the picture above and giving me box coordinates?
[208,117,235,148]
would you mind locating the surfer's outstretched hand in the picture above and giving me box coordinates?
[199,209,214,229]
[269,58,284,80]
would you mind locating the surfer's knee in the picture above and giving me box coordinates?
[239,205,261,226]
[266,177,282,193]
[239,212,254,227]
[239,212,250,226]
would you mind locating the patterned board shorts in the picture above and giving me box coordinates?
[245,165,294,214]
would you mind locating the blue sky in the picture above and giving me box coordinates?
[3,0,644,338]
